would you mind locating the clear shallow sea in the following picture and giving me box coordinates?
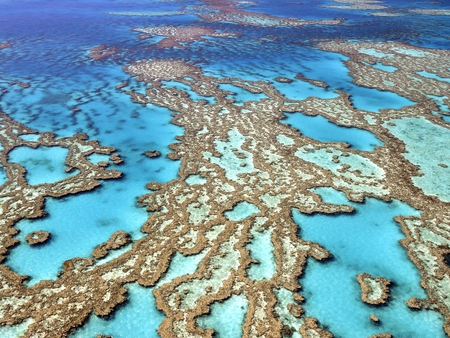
[0,0,449,336]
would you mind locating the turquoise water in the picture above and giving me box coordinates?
[417,71,450,83]
[294,188,446,337]
[71,283,164,338]
[383,117,450,202]
[197,294,248,337]
[185,174,207,186]
[203,128,257,182]
[371,62,398,73]
[0,167,8,186]
[247,228,276,281]
[156,251,205,287]
[427,94,450,113]
[291,49,416,113]
[72,251,206,337]
[225,201,261,221]
[8,145,78,185]
[3,67,184,285]
[282,112,383,151]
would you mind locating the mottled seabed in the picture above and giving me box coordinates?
[0,0,450,337]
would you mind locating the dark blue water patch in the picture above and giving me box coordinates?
[281,112,383,151]
[293,190,446,338]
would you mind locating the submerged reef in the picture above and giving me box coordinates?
[322,0,388,11]
[25,231,51,246]
[88,45,120,61]
[357,273,391,306]
[0,42,11,49]
[132,26,240,49]
[183,0,344,27]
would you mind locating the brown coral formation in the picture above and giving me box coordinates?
[25,231,51,246]
[322,0,388,10]
[1,39,450,337]
[132,26,240,49]
[295,73,329,88]
[8,81,30,88]
[184,0,344,27]
[144,150,161,158]
[124,59,202,83]
[316,40,450,109]
[357,273,391,305]
[0,111,122,262]
[109,153,124,164]
[88,45,119,61]
[300,318,333,337]
[0,42,11,49]
[369,333,393,338]
[274,77,293,83]
[370,314,380,323]
[92,231,132,259]
[408,9,450,16]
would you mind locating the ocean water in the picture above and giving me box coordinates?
[247,228,276,281]
[197,294,248,337]
[294,188,446,337]
[0,0,449,336]
[8,145,78,185]
[281,112,383,151]
[225,201,261,221]
[71,283,165,338]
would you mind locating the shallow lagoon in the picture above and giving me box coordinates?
[9,145,77,185]
[295,187,446,337]
[282,112,383,151]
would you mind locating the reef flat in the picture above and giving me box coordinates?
[0,0,450,337]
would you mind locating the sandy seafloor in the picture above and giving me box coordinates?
[0,0,450,337]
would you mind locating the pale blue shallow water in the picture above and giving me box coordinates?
[197,294,248,337]
[294,187,446,338]
[247,228,276,281]
[0,167,8,186]
[371,62,398,73]
[225,201,261,221]
[8,145,78,185]
[282,112,383,151]
[71,283,165,338]
[4,70,184,284]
